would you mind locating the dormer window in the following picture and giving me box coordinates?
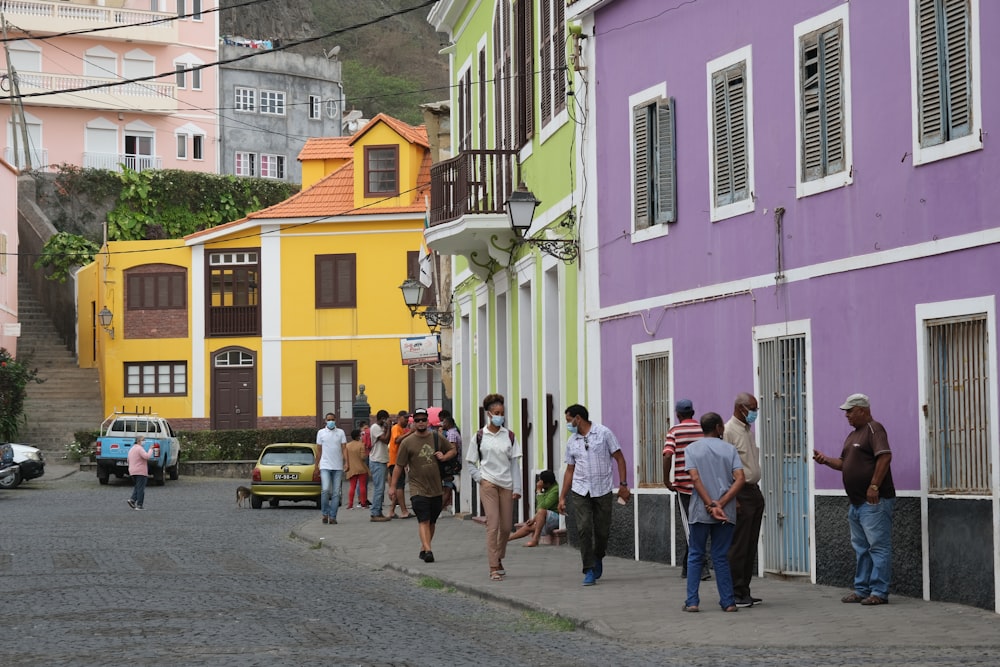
[364,145,399,197]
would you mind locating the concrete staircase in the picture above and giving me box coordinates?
[15,277,104,454]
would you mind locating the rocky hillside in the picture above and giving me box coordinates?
[221,0,448,124]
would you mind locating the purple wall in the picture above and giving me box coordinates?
[591,0,1000,492]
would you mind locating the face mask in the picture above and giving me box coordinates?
[490,415,505,427]
[566,423,578,434]
[745,410,758,425]
[326,421,336,429]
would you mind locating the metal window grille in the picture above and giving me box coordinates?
[758,334,810,576]
[636,354,669,487]
[926,314,990,494]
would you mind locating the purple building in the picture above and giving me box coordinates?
[570,0,998,611]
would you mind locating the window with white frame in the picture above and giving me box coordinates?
[633,96,676,230]
[636,353,670,487]
[192,0,202,20]
[190,67,201,90]
[235,151,256,176]
[234,87,255,113]
[175,64,186,89]
[260,154,285,179]
[309,95,321,119]
[176,0,184,18]
[176,134,187,159]
[259,90,286,115]
[8,41,41,72]
[125,362,187,396]
[795,6,853,198]
[707,47,755,221]
[84,46,117,78]
[911,0,981,164]
[192,134,204,160]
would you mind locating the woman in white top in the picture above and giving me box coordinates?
[466,393,522,581]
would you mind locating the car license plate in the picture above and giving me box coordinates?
[116,461,129,467]
[274,473,298,480]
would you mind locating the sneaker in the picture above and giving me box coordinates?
[370,515,391,522]
[419,550,427,560]
[750,597,763,605]
[423,551,434,563]
[126,499,136,509]
[701,570,712,581]
[322,516,329,524]
[734,597,754,608]
[582,569,597,586]
[329,518,337,525]
[594,558,603,580]
[134,506,143,511]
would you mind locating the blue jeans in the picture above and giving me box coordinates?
[686,521,736,609]
[848,497,895,599]
[320,469,344,519]
[130,475,148,508]
[369,461,387,517]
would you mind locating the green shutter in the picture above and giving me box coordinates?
[655,97,677,224]
[633,104,650,230]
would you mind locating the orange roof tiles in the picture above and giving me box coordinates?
[297,136,353,162]
[350,113,429,148]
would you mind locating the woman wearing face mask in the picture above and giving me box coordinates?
[466,393,522,581]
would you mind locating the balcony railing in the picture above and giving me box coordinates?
[1,0,176,40]
[3,147,48,171]
[429,149,519,226]
[208,305,260,337]
[83,152,162,172]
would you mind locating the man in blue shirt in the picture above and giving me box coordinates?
[683,412,746,612]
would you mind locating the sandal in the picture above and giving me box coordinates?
[860,595,888,606]
[489,569,504,581]
[841,592,866,603]
[682,605,699,612]
[723,605,739,612]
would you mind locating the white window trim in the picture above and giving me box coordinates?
[539,107,568,144]
[309,95,321,120]
[630,336,673,496]
[706,45,756,223]
[908,0,983,166]
[192,134,204,161]
[259,89,286,116]
[176,133,187,160]
[628,82,670,244]
[793,4,854,199]
[259,153,285,179]
[234,87,255,113]
[235,151,257,176]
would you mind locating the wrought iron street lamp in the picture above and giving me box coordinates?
[398,278,454,333]
[97,306,115,339]
[505,183,579,263]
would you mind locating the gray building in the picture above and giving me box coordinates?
[218,44,343,184]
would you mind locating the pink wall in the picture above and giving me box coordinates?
[0,160,18,355]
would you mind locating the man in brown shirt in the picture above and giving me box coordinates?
[814,393,895,606]
[390,408,456,564]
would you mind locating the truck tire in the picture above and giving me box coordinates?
[250,494,263,509]
[97,468,110,485]
[0,468,21,489]
[168,464,179,481]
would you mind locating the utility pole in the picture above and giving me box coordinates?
[1,13,32,171]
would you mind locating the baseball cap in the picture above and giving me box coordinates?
[675,398,694,412]
[839,393,870,410]
[412,408,429,419]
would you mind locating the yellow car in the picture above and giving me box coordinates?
[250,443,322,509]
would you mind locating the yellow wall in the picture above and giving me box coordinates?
[300,157,350,190]
[352,123,425,210]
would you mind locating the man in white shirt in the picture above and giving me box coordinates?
[316,412,348,525]
[557,404,631,587]
[368,410,392,522]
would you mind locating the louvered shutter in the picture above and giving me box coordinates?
[728,65,748,203]
[553,0,566,115]
[943,0,971,139]
[655,98,677,224]
[633,104,650,230]
[540,0,552,125]
[822,25,845,174]
[800,33,823,181]
[335,255,355,308]
[712,70,733,206]
[516,0,535,146]
[917,0,945,146]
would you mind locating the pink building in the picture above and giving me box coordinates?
[1,0,219,173]
[0,159,18,354]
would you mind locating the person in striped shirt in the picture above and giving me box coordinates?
[663,399,711,581]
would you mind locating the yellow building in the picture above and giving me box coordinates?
[79,114,444,431]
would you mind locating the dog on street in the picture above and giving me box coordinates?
[236,486,252,508]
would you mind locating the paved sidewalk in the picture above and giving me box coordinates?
[293,502,1000,648]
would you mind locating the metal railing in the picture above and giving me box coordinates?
[3,147,48,171]
[207,305,260,337]
[428,148,519,226]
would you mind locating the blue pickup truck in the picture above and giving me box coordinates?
[95,412,181,486]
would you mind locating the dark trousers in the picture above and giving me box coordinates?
[568,490,613,573]
[727,482,765,599]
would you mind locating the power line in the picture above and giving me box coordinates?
[9,0,438,101]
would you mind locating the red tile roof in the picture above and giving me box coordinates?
[297,136,353,161]
[350,113,429,148]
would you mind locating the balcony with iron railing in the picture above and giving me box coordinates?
[1,0,179,44]
[426,148,523,277]
[83,152,163,172]
[4,70,178,113]
[207,305,260,337]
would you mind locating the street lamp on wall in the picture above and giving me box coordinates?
[98,306,115,339]
[504,183,579,263]
[398,278,454,334]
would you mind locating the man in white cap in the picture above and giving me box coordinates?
[813,393,896,606]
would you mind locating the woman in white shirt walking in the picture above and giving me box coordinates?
[466,393,522,581]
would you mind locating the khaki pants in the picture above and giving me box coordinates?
[479,480,513,569]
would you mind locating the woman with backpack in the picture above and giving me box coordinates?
[466,393,522,581]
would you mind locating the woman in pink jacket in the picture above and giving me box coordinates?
[127,437,152,510]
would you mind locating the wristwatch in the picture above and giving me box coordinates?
[620,482,629,487]
[869,484,879,491]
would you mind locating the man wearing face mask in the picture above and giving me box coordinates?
[724,392,765,607]
[316,412,348,525]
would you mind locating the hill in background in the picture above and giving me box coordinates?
[221,0,449,125]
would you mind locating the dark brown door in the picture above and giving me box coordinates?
[212,349,257,429]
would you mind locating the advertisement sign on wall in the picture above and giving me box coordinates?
[400,335,440,365]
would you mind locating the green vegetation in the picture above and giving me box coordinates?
[0,349,43,441]
[34,168,298,282]
[73,426,316,462]
[520,610,576,633]
[418,576,448,590]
